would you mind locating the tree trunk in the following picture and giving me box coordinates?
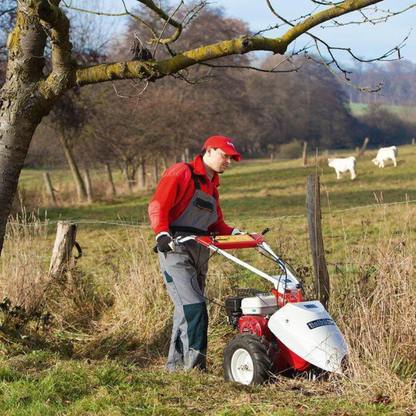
[123,164,132,192]
[43,172,57,205]
[0,5,61,255]
[138,157,146,189]
[105,163,116,196]
[0,120,37,254]
[59,133,87,201]
[84,169,93,204]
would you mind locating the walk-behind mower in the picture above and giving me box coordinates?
[174,231,348,385]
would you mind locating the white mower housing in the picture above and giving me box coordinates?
[268,301,348,373]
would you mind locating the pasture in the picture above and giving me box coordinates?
[349,102,416,123]
[0,145,415,414]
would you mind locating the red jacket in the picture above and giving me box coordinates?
[148,155,233,236]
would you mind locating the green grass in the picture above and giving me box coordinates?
[349,102,416,122]
[0,351,394,415]
[3,145,416,414]
[18,145,416,223]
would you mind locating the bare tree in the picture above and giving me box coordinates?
[0,0,412,254]
[48,90,89,201]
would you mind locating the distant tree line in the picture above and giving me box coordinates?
[347,60,416,107]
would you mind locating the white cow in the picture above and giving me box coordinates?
[372,146,398,168]
[328,156,357,180]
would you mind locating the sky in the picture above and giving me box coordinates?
[72,0,416,63]
[214,1,416,63]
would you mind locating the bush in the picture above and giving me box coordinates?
[278,139,303,159]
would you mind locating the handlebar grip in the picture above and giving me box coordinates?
[153,241,175,253]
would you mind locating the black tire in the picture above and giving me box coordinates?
[223,333,276,385]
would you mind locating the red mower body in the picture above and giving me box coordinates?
[237,314,310,372]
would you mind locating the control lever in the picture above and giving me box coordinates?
[261,228,270,235]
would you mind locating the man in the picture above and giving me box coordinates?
[148,135,241,371]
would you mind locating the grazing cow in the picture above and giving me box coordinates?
[372,146,398,168]
[328,156,357,180]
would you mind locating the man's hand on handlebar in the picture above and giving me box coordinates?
[156,234,174,252]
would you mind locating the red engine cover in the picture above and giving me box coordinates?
[238,315,272,342]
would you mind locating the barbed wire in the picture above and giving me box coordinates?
[6,198,416,229]
[7,219,151,228]
[331,198,416,214]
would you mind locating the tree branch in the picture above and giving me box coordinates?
[75,36,287,86]
[28,0,73,95]
[0,8,14,18]
[136,0,183,44]
[75,0,385,88]
[266,0,393,89]
[278,0,383,45]
[325,4,416,27]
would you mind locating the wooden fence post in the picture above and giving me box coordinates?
[270,153,274,163]
[43,172,56,205]
[357,137,369,157]
[302,142,308,166]
[84,169,93,204]
[105,164,116,197]
[412,138,415,145]
[185,148,190,163]
[49,222,79,278]
[306,175,330,308]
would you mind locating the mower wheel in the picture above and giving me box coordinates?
[223,333,276,385]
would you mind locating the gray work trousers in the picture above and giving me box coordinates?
[158,240,210,371]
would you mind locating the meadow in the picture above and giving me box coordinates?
[349,102,416,123]
[0,145,415,414]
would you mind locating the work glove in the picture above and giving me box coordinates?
[231,228,242,235]
[156,233,173,252]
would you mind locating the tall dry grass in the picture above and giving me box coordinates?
[0,208,415,408]
[13,170,155,213]
[329,204,416,407]
[0,212,50,312]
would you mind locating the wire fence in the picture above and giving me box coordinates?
[7,197,416,228]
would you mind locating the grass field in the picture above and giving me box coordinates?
[349,102,416,122]
[1,145,416,414]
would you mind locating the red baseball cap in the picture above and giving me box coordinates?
[202,136,242,162]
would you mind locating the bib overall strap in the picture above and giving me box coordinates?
[185,163,217,200]
[185,163,201,190]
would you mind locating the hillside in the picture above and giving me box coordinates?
[349,102,416,124]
